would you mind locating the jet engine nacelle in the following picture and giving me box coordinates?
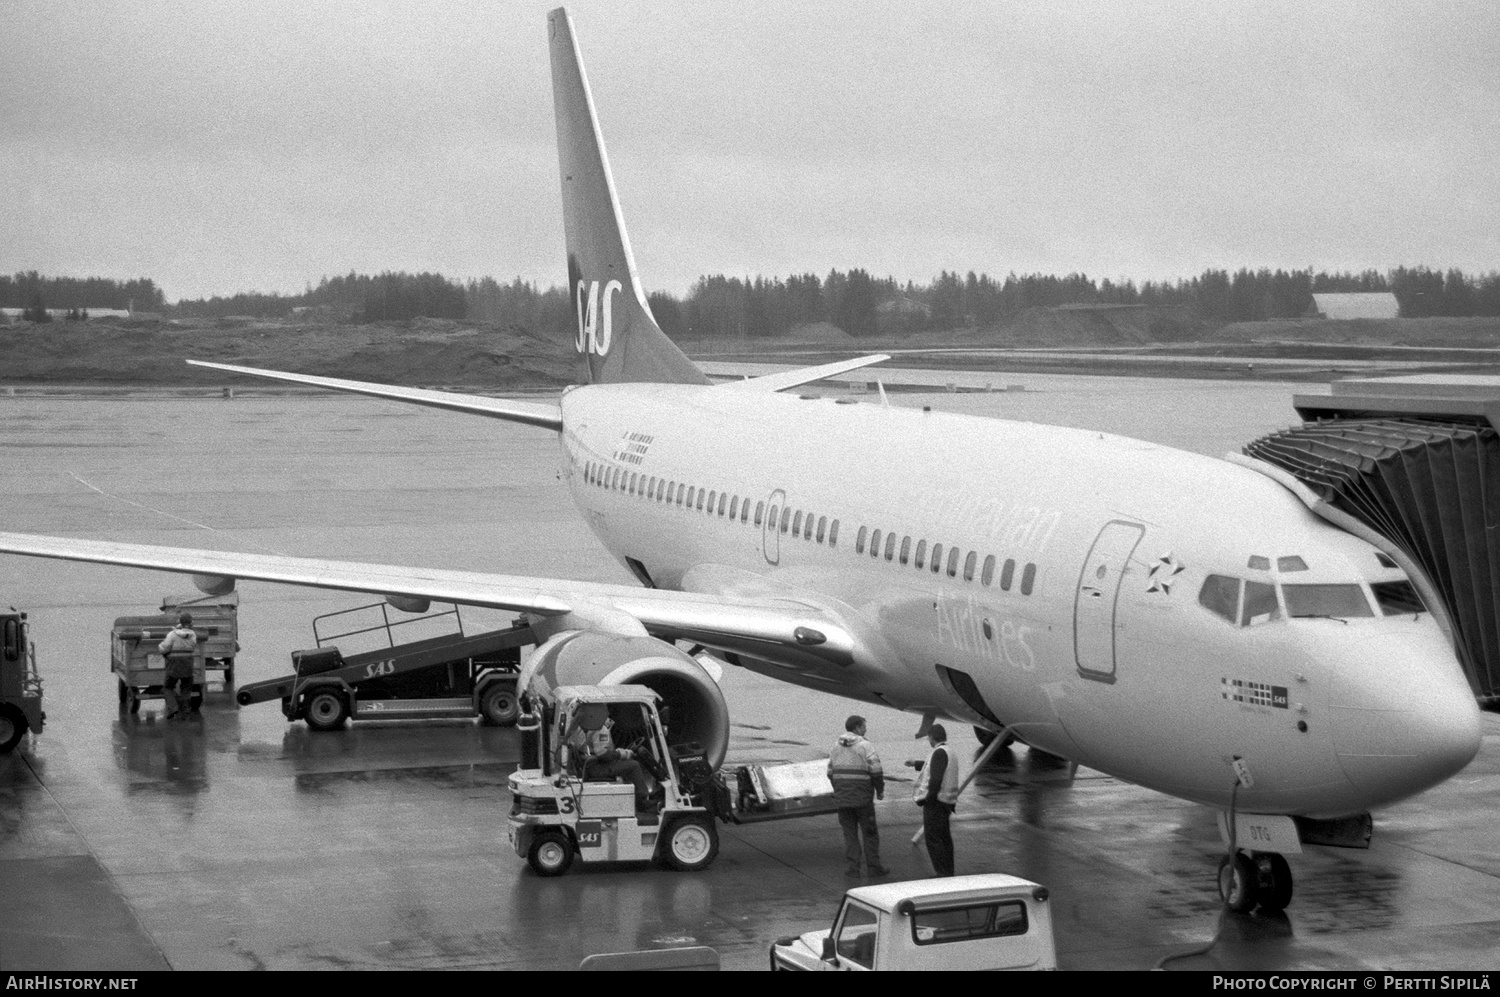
[520,630,729,771]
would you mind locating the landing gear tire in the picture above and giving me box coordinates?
[660,815,718,871]
[973,726,1016,749]
[304,690,348,731]
[1218,852,1259,913]
[528,830,574,877]
[127,689,141,715]
[0,704,25,753]
[1258,852,1294,912]
[118,679,129,709]
[223,659,235,686]
[479,684,520,727]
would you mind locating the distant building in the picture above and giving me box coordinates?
[291,303,358,322]
[875,296,930,319]
[1310,293,1399,320]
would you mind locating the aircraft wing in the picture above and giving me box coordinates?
[0,532,857,669]
[187,361,563,430]
[716,354,891,393]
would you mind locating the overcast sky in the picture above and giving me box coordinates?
[4,1,1497,302]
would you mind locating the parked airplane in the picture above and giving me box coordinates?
[0,8,1482,911]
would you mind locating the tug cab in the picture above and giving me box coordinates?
[507,684,722,876]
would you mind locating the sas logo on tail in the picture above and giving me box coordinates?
[575,279,622,356]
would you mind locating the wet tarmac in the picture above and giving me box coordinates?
[2,382,1498,971]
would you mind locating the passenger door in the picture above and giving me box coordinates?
[1073,520,1144,681]
[762,488,785,566]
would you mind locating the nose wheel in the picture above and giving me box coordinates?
[1217,850,1294,912]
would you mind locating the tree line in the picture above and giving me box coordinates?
[0,272,166,314]
[10,265,1500,337]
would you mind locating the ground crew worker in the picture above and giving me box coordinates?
[568,713,658,812]
[158,613,199,720]
[828,714,888,878]
[910,723,960,876]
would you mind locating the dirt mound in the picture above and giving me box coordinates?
[779,321,856,344]
[945,304,1210,347]
[0,318,585,388]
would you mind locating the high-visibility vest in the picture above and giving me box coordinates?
[913,744,960,805]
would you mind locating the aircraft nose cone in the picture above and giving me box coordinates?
[1331,636,1482,807]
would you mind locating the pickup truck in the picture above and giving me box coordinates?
[769,874,1056,971]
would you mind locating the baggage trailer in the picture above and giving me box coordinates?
[1,608,44,752]
[159,592,239,685]
[112,615,206,715]
[235,603,532,731]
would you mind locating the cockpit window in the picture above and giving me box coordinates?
[1277,556,1308,572]
[1372,580,1425,615]
[1199,575,1240,623]
[1247,555,1270,570]
[1201,575,1282,627]
[1241,581,1280,626]
[1283,584,1374,619]
[1375,552,1398,569]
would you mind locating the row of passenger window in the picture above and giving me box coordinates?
[583,461,834,540]
[854,524,1037,595]
[584,460,1037,595]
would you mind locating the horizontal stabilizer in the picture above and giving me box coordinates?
[716,354,891,393]
[186,361,563,430]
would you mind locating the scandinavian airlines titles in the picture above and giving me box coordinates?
[575,279,622,356]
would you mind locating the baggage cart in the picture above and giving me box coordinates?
[112,614,205,715]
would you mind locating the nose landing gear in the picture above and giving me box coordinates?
[1217,850,1293,913]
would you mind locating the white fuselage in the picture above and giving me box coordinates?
[558,382,1482,818]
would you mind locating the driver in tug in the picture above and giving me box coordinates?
[567,704,661,813]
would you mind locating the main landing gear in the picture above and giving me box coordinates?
[1217,850,1293,913]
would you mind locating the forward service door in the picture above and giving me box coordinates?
[1073,520,1144,681]
[762,489,785,566]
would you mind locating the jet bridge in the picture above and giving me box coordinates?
[1244,375,1500,707]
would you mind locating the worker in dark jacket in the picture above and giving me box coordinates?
[828,715,888,878]
[157,613,199,720]
[909,723,960,876]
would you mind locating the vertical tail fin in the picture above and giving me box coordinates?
[548,8,708,386]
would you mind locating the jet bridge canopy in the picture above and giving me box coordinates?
[1247,376,1500,707]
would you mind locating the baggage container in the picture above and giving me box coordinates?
[160,593,238,684]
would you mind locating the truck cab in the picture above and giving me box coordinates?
[1,609,44,752]
[770,875,1057,971]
